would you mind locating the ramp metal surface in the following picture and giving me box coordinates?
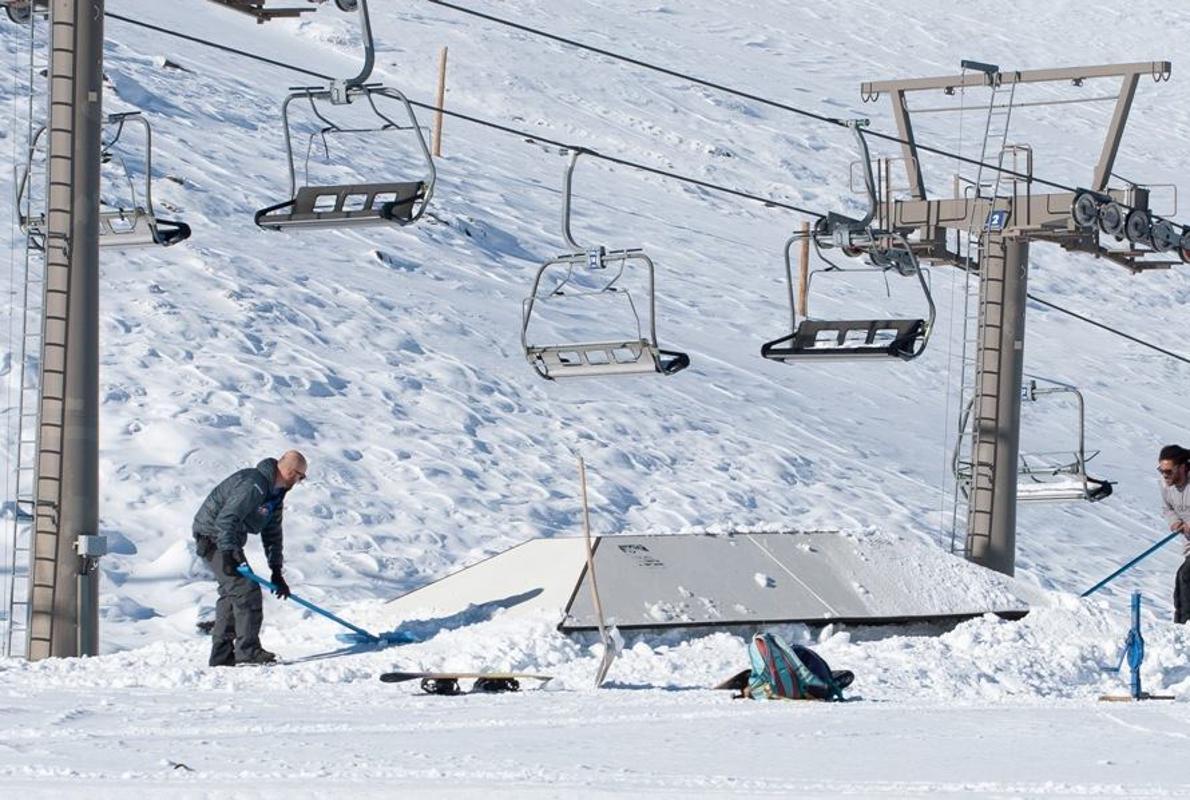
[384,531,1033,633]
[563,531,1031,630]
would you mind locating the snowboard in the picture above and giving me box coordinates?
[379,671,553,695]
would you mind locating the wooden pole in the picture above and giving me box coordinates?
[797,221,811,317]
[432,46,448,157]
[578,455,615,687]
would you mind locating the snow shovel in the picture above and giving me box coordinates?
[237,564,408,645]
[1081,531,1181,597]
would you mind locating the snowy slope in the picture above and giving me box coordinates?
[5,0,1183,640]
[3,0,1190,795]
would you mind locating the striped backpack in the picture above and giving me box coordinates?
[746,632,846,701]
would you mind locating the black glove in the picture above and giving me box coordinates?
[221,549,248,578]
[270,568,291,600]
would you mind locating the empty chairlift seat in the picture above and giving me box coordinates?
[2,0,46,24]
[761,122,934,363]
[16,112,191,250]
[761,233,934,362]
[953,378,1114,504]
[98,207,191,248]
[255,84,435,232]
[206,0,318,23]
[521,148,689,380]
[522,248,689,380]
[529,339,689,379]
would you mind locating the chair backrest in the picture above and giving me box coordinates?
[257,181,424,230]
[762,318,925,361]
[291,182,424,219]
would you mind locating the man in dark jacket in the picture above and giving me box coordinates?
[193,450,307,666]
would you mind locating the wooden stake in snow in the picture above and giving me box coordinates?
[432,46,448,157]
[578,455,616,687]
[797,220,811,318]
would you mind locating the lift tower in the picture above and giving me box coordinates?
[861,61,1179,575]
[25,0,105,659]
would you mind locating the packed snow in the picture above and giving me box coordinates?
[3,0,1190,796]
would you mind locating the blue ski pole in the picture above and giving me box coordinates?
[1081,531,1181,597]
[237,564,380,644]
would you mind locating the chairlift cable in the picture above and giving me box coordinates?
[1025,294,1190,366]
[103,12,822,218]
[100,12,1190,370]
[420,0,1081,196]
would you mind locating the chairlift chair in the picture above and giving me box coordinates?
[520,149,689,380]
[760,233,934,361]
[206,0,318,23]
[252,0,434,230]
[2,0,45,23]
[953,377,1113,504]
[761,122,935,362]
[254,84,435,231]
[15,112,191,249]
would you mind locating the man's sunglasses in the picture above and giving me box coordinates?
[1159,467,1180,477]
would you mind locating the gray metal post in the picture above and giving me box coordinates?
[889,89,927,201]
[965,235,1029,576]
[27,0,104,660]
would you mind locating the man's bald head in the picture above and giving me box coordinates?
[276,450,308,489]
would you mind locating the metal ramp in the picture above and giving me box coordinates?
[762,122,934,363]
[382,532,1033,634]
[522,149,689,380]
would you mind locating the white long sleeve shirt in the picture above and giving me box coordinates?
[1161,478,1190,527]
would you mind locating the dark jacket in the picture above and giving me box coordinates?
[192,458,286,570]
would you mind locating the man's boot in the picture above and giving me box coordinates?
[236,648,278,666]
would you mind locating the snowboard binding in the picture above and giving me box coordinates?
[420,677,462,696]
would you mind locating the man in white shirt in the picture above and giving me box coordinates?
[1158,444,1190,622]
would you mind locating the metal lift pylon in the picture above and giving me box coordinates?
[18,0,107,661]
[860,60,1179,576]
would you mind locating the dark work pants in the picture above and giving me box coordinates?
[204,547,265,666]
[1176,558,1190,625]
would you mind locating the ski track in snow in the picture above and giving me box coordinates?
[2,0,1190,794]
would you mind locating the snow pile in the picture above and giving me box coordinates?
[1,597,1185,703]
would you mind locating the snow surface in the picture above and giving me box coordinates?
[3,0,1190,795]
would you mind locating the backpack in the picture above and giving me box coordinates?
[746,632,845,701]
